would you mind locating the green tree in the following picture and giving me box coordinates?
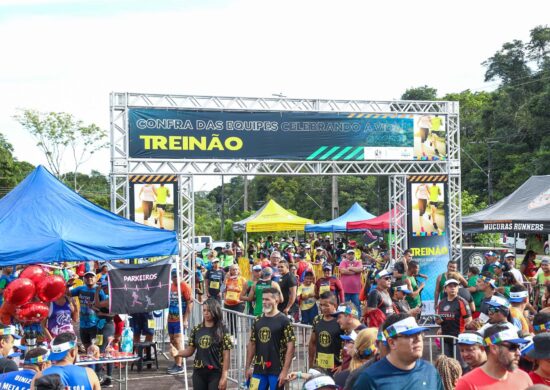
[401,85,438,100]
[15,109,107,189]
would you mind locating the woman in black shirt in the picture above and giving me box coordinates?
[171,299,233,390]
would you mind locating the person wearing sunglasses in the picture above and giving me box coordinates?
[456,324,532,389]
[366,270,395,318]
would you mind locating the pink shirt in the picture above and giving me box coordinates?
[339,259,362,294]
[456,366,532,390]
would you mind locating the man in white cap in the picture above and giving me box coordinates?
[457,332,487,374]
[393,282,421,317]
[0,324,21,373]
[366,270,395,317]
[436,278,472,359]
[33,332,101,390]
[205,258,225,302]
[333,302,366,372]
[352,314,443,389]
[503,253,524,283]
[0,347,51,388]
[456,324,532,389]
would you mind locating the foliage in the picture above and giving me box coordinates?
[14,109,108,189]
[401,85,438,100]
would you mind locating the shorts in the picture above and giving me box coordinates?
[156,204,166,211]
[420,128,429,143]
[129,313,155,336]
[168,321,181,335]
[80,327,98,346]
[250,374,283,390]
[429,201,441,208]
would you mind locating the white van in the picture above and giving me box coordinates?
[193,236,213,252]
[500,233,527,253]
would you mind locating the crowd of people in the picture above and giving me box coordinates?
[2,235,550,390]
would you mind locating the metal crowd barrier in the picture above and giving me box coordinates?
[424,334,459,362]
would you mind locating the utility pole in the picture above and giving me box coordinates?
[332,176,339,219]
[220,175,225,240]
[243,175,248,212]
[487,141,497,204]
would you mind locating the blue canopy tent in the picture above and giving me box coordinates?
[0,166,178,265]
[304,202,376,233]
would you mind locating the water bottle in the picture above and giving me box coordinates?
[121,323,134,354]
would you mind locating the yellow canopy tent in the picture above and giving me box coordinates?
[232,199,314,232]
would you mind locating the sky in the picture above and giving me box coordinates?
[1,0,548,190]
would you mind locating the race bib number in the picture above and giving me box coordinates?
[317,352,334,369]
[249,377,260,390]
[148,319,156,329]
[210,281,220,290]
[479,312,490,324]
[226,291,239,302]
[96,335,103,346]
[319,285,331,294]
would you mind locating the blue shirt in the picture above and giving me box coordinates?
[42,365,92,390]
[0,368,36,389]
[70,285,106,329]
[353,357,444,390]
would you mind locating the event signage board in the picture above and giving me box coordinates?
[129,176,178,231]
[407,175,449,314]
[108,259,171,314]
[128,109,446,161]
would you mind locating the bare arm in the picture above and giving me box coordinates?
[87,367,101,390]
[285,286,297,313]
[245,340,256,380]
[308,331,317,368]
[171,344,196,358]
[279,341,295,386]
[434,275,442,307]
[220,349,230,390]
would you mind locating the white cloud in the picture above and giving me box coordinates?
[0,0,548,190]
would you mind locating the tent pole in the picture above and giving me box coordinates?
[175,255,188,390]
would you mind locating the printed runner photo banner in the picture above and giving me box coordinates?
[107,258,171,314]
[407,175,450,314]
[128,109,446,161]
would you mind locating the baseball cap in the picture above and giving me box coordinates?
[377,329,388,346]
[303,375,338,390]
[484,327,528,346]
[0,325,21,339]
[330,304,358,318]
[260,268,273,279]
[316,247,324,251]
[346,249,355,254]
[48,340,77,361]
[542,257,550,265]
[504,253,515,258]
[484,251,497,257]
[487,295,511,310]
[509,290,529,303]
[84,271,95,277]
[293,253,302,258]
[481,276,497,288]
[395,285,412,294]
[457,332,484,345]
[322,264,332,270]
[252,265,262,271]
[211,258,220,263]
[444,279,460,287]
[376,269,392,280]
[383,316,429,338]
[340,330,357,341]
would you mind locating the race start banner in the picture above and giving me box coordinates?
[128,109,446,161]
[407,175,450,313]
[107,259,171,314]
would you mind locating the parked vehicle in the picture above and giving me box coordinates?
[193,235,213,251]
[500,233,527,253]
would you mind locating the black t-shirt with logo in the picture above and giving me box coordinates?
[189,323,233,370]
[277,273,298,312]
[311,314,344,369]
[206,269,225,297]
[437,296,472,337]
[367,289,394,316]
[250,312,296,375]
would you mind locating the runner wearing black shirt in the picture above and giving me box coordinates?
[205,260,225,301]
[308,292,344,371]
[277,260,298,316]
[246,287,296,390]
[366,270,394,317]
[171,299,233,390]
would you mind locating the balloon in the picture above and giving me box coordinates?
[15,302,49,324]
[19,266,47,285]
[37,275,66,302]
[3,278,35,306]
[0,302,16,325]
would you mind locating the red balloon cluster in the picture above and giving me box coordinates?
[0,266,68,325]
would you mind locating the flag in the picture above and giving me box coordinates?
[107,258,171,314]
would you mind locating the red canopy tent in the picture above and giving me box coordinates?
[346,209,395,230]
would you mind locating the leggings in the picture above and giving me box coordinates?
[142,201,153,220]
[192,368,221,390]
[418,199,427,216]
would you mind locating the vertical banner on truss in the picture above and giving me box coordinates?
[407,175,450,313]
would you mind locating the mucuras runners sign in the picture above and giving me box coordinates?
[482,222,546,232]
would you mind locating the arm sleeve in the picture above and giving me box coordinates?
[188,325,198,347]
[249,318,258,342]
[367,290,380,309]
[69,287,80,297]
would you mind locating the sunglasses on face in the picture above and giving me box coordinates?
[500,343,520,352]
[382,276,392,280]
[487,307,501,315]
